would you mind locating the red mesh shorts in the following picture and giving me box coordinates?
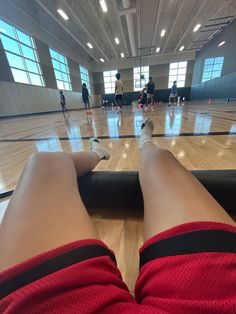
[1,221,236,313]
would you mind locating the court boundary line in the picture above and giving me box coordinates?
[0,131,235,142]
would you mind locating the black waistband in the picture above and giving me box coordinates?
[0,244,116,299]
[140,229,236,268]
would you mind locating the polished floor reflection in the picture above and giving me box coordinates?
[0,101,235,193]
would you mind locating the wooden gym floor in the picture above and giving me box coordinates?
[0,101,236,291]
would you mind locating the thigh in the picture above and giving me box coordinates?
[140,144,235,240]
[0,152,98,271]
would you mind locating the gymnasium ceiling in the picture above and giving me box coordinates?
[2,0,236,69]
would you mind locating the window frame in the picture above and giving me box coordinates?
[79,66,91,93]
[49,48,72,91]
[202,57,224,82]
[103,70,117,94]
[168,61,187,88]
[133,66,149,91]
[0,18,45,86]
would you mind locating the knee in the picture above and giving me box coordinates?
[28,152,68,166]
[143,147,173,162]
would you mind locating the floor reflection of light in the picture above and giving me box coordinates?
[109,142,113,148]
[91,118,98,138]
[66,123,84,152]
[201,140,206,144]
[0,174,6,193]
[230,123,236,133]
[217,151,224,157]
[122,153,127,159]
[107,112,119,138]
[0,200,8,223]
[171,140,176,147]
[177,150,185,159]
[165,108,182,136]
[194,114,212,134]
[125,143,130,149]
[134,111,144,137]
[35,137,62,152]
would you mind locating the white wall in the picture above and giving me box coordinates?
[0,81,99,117]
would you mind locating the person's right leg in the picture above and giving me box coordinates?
[0,144,142,313]
[0,140,110,271]
[139,118,235,240]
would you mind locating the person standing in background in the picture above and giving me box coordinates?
[115,72,124,114]
[82,83,92,114]
[169,81,178,107]
[146,77,155,110]
[59,91,68,112]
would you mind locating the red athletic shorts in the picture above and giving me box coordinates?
[1,222,236,313]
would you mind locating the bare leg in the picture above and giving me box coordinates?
[0,145,109,271]
[139,119,235,240]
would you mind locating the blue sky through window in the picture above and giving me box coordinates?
[80,66,91,93]
[49,48,72,91]
[202,57,224,82]
[0,18,44,86]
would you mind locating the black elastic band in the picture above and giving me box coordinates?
[140,229,236,268]
[0,244,116,299]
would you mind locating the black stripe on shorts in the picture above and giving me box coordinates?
[0,244,116,299]
[140,229,236,268]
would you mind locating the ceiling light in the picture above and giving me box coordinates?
[156,47,160,53]
[218,41,226,47]
[179,45,184,51]
[57,9,69,20]
[87,42,93,49]
[100,58,105,62]
[193,24,201,32]
[120,52,125,58]
[161,29,166,37]
[99,0,108,12]
[115,37,120,44]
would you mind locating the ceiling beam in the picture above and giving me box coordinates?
[86,1,119,59]
[199,0,236,50]
[62,0,109,61]
[150,0,164,54]
[110,0,129,56]
[119,7,137,15]
[174,0,208,53]
[7,0,90,68]
[34,0,100,63]
[162,0,187,53]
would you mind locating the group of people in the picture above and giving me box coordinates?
[59,73,182,114]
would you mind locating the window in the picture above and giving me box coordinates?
[103,70,117,94]
[202,57,224,82]
[168,62,187,88]
[0,19,44,86]
[79,66,91,93]
[133,66,149,91]
[49,48,72,91]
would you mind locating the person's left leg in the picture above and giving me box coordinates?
[0,141,110,272]
[87,99,91,111]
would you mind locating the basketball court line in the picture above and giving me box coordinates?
[0,130,235,143]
